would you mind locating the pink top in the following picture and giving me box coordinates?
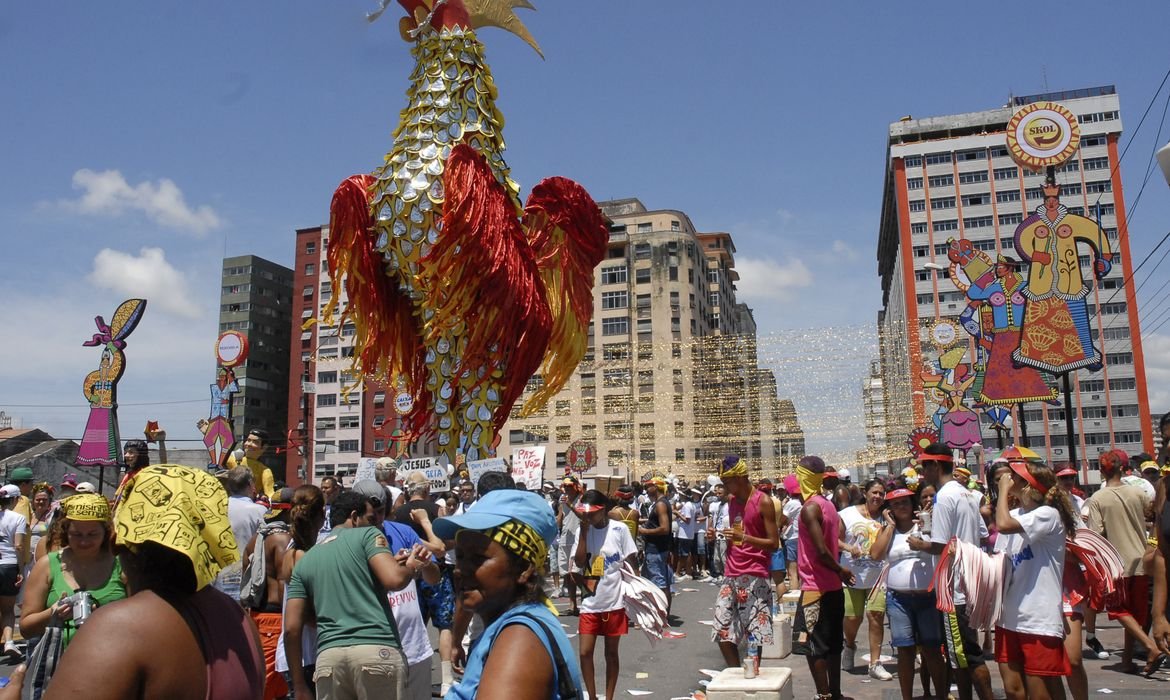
[725,490,770,578]
[175,586,265,700]
[797,495,842,592]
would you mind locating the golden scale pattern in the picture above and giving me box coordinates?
[369,26,518,460]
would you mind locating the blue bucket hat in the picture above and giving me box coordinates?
[433,489,556,546]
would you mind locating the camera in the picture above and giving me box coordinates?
[68,591,95,625]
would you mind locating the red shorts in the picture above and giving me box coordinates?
[579,610,629,637]
[995,628,1070,677]
[1106,576,1150,627]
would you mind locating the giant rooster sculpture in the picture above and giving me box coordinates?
[324,0,608,463]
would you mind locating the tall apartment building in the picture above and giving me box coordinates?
[219,256,294,474]
[859,359,890,476]
[877,86,1153,468]
[500,199,805,480]
[284,226,437,486]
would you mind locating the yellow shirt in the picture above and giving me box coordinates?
[227,455,276,497]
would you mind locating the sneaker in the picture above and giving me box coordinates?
[3,641,21,660]
[1086,636,1109,660]
[841,645,856,671]
[869,663,893,681]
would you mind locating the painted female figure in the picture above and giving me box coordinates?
[76,299,146,466]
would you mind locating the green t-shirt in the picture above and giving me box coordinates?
[286,526,400,652]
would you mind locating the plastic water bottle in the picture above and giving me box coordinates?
[743,634,759,678]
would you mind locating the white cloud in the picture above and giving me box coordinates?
[734,256,814,302]
[831,239,858,261]
[88,247,203,319]
[62,169,222,235]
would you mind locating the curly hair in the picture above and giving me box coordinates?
[1019,463,1077,532]
[290,484,325,551]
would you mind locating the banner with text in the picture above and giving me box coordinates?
[397,456,450,492]
[467,457,507,488]
[511,446,546,490]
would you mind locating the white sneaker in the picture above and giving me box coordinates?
[841,645,856,671]
[869,663,893,681]
[3,641,21,659]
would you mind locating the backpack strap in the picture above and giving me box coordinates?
[516,613,580,700]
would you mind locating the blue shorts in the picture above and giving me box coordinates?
[677,537,695,557]
[784,538,798,564]
[642,547,674,590]
[886,590,943,648]
[770,549,786,572]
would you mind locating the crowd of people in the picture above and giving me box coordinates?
[0,425,1168,700]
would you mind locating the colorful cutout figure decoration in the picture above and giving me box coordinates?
[945,239,1059,406]
[202,331,249,467]
[77,299,147,466]
[1003,101,1112,374]
[323,0,609,464]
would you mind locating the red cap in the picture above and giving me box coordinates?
[1056,467,1078,478]
[885,488,914,501]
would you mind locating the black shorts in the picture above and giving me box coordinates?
[944,604,986,668]
[792,589,845,658]
[0,564,19,596]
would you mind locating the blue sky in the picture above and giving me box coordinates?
[3,1,1170,462]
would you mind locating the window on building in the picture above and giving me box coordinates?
[600,266,627,285]
[338,439,359,452]
[317,394,337,407]
[601,317,629,336]
[961,194,989,207]
[601,290,628,309]
[906,177,923,190]
[317,371,338,384]
[928,175,953,188]
[637,222,652,233]
[603,368,631,387]
[964,215,993,229]
[904,156,922,168]
[302,286,313,297]
[994,166,1019,180]
[908,200,926,212]
[582,397,596,414]
[958,170,989,184]
[633,243,651,260]
[635,268,651,284]
[305,242,316,255]
[930,197,955,210]
[555,400,571,416]
[1109,377,1136,391]
[996,190,1021,203]
[932,220,958,232]
[925,153,952,165]
[338,415,360,429]
[1105,352,1132,366]
[998,213,1023,226]
[305,263,316,276]
[555,425,571,442]
[604,421,631,440]
[671,342,682,358]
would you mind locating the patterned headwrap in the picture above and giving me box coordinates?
[719,455,749,479]
[61,493,111,522]
[485,519,549,573]
[114,465,238,591]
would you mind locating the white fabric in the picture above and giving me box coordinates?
[998,505,1067,638]
[215,496,266,594]
[676,501,698,539]
[388,580,433,665]
[0,511,26,565]
[782,498,802,540]
[577,520,638,614]
[929,479,986,606]
[884,529,935,591]
[838,505,884,589]
[709,500,728,540]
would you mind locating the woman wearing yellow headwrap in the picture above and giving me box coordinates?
[20,493,126,651]
[4,466,266,700]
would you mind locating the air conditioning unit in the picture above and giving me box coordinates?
[1091,395,1100,400]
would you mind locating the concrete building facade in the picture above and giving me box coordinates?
[877,86,1153,468]
[500,199,804,480]
[219,255,294,473]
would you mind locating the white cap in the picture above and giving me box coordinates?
[838,468,852,482]
[0,485,19,499]
[75,482,98,494]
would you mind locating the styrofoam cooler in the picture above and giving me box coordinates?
[778,591,800,616]
[706,667,793,700]
[761,614,792,660]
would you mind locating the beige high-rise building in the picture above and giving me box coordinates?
[500,198,804,481]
